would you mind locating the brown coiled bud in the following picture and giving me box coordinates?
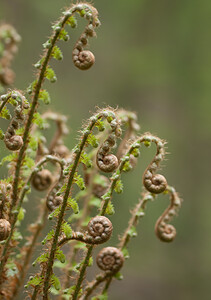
[155,222,176,242]
[97,154,118,173]
[87,216,113,244]
[73,50,95,70]
[155,186,181,243]
[0,219,11,241]
[143,172,167,194]
[4,134,23,151]
[46,196,63,211]
[32,169,53,191]
[97,247,124,274]
[4,105,24,151]
[97,130,120,173]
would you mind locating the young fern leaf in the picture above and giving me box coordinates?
[155,186,182,242]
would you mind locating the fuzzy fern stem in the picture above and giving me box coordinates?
[42,110,119,298]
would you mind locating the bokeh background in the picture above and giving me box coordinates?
[1,0,211,299]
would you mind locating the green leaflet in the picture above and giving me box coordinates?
[127,225,137,238]
[105,201,115,215]
[55,249,66,264]
[58,28,69,41]
[42,229,55,245]
[74,173,85,190]
[26,275,43,287]
[45,66,57,83]
[114,179,123,194]
[87,133,99,148]
[51,273,61,290]
[17,207,25,222]
[66,16,77,28]
[0,106,11,119]
[52,45,63,61]
[61,222,72,238]
[38,89,51,104]
[67,197,79,214]
[33,112,48,129]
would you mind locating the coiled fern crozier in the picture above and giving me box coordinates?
[0,2,182,300]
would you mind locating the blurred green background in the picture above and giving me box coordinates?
[1,0,211,299]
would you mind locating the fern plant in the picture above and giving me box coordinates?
[0,2,182,300]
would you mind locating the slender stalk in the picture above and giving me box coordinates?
[102,277,112,295]
[72,245,94,300]
[60,169,95,297]
[80,273,108,300]
[31,284,41,300]
[100,192,153,296]
[119,192,152,250]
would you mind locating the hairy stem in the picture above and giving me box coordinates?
[72,245,94,300]
[80,273,108,300]
[119,192,153,250]
[42,110,118,298]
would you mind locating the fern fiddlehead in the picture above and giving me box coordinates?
[59,216,113,247]
[96,131,120,173]
[0,91,29,152]
[32,169,53,191]
[155,186,182,242]
[97,247,124,274]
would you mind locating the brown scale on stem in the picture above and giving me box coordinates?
[155,186,182,242]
